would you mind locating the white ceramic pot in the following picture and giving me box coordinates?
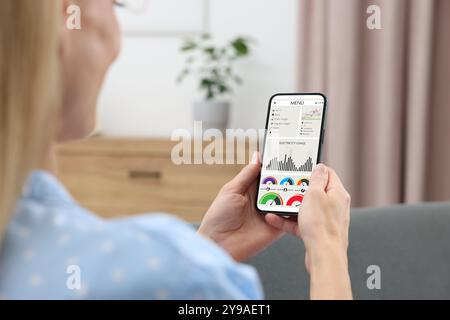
[193,100,230,132]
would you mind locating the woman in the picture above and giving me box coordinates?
[0,0,352,299]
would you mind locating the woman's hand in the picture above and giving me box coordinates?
[198,152,284,262]
[265,164,353,300]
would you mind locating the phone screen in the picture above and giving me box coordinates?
[256,93,327,214]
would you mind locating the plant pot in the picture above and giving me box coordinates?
[193,100,230,132]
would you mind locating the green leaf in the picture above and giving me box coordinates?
[178,34,253,98]
[204,47,217,59]
[231,38,249,56]
[200,78,216,88]
[176,68,191,84]
[181,41,197,51]
[218,84,229,93]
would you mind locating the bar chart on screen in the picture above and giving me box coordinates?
[263,139,318,173]
[265,155,313,172]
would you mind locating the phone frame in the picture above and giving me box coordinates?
[255,92,328,216]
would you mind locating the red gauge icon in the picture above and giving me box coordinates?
[286,194,304,207]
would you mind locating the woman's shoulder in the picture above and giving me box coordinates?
[4,209,262,299]
[0,171,262,299]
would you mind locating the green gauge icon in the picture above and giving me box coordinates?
[259,193,284,206]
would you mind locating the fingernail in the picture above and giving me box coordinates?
[313,163,327,175]
[251,151,259,164]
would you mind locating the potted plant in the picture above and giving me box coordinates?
[177,34,252,131]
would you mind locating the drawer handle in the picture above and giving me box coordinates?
[128,170,162,180]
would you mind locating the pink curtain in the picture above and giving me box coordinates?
[297,0,450,207]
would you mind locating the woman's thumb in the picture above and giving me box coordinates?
[309,164,329,191]
[227,152,261,193]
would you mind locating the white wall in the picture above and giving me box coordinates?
[98,0,299,137]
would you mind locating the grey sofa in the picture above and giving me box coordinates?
[247,202,450,299]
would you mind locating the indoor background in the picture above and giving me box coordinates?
[59,0,450,220]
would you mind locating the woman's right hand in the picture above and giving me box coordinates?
[265,164,352,300]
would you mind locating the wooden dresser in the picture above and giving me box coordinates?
[56,138,249,222]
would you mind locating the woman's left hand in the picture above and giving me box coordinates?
[198,152,284,261]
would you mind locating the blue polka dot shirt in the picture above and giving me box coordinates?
[0,171,263,300]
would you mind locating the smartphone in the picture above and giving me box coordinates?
[256,93,327,215]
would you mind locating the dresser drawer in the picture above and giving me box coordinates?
[57,139,246,222]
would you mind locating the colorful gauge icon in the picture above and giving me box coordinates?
[287,194,304,207]
[262,176,278,185]
[297,178,310,194]
[296,178,310,186]
[280,177,295,186]
[259,193,284,206]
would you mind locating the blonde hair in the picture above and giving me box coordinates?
[0,1,61,240]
